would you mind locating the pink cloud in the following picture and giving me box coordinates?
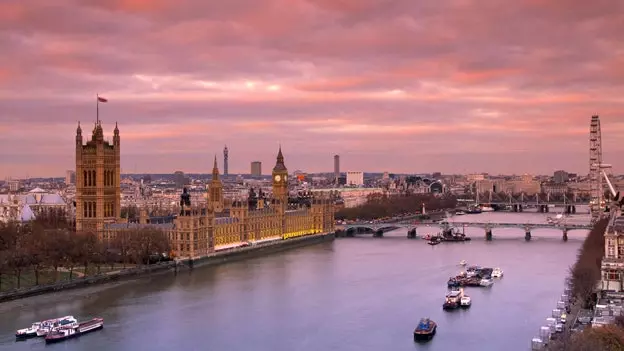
[0,0,623,178]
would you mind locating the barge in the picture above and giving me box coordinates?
[443,290,463,310]
[413,318,437,341]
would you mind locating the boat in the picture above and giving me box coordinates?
[35,316,78,337]
[440,225,471,242]
[443,290,462,310]
[15,322,42,339]
[480,278,494,287]
[459,260,467,266]
[455,210,466,215]
[45,318,104,344]
[428,236,442,246]
[465,207,482,214]
[413,318,437,341]
[460,295,472,308]
[492,267,503,278]
[480,205,495,212]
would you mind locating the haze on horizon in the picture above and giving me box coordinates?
[1,0,623,179]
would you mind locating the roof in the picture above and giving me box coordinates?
[105,222,174,230]
[0,193,67,206]
[20,205,36,221]
[29,187,47,193]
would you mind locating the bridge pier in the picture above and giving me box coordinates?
[374,229,383,237]
[525,231,531,241]
[346,228,355,237]
[485,227,493,241]
[519,205,523,212]
[562,228,568,242]
[407,228,417,239]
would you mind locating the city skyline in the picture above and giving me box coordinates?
[1,0,624,178]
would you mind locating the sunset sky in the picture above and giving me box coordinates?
[1,0,623,178]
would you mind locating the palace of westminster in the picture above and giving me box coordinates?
[75,121,335,258]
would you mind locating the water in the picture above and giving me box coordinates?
[0,212,587,351]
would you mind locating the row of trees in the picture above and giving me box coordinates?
[0,209,170,291]
[548,218,624,350]
[335,193,457,221]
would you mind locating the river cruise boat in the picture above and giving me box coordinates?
[35,316,78,337]
[413,318,437,341]
[45,318,104,344]
[492,267,503,278]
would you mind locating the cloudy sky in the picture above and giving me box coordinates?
[1,0,623,178]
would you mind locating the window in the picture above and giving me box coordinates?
[83,170,87,187]
[83,202,88,217]
[607,269,621,281]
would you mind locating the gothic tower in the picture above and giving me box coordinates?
[208,156,224,213]
[75,121,121,231]
[272,146,288,206]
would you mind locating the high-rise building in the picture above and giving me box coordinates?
[173,171,185,188]
[554,170,569,183]
[251,161,262,177]
[334,155,340,181]
[75,121,120,231]
[346,171,364,186]
[223,145,229,176]
[65,170,76,185]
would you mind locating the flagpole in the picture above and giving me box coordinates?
[96,94,99,125]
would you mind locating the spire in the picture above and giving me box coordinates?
[76,121,82,135]
[212,155,220,180]
[273,145,287,172]
[114,121,119,134]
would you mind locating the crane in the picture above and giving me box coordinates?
[599,164,623,209]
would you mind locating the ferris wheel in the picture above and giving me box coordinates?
[589,115,604,223]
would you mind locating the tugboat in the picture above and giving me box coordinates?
[443,290,462,310]
[413,318,437,342]
[45,318,104,344]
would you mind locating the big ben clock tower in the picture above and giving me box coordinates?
[272,146,288,203]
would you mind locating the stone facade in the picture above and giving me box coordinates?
[75,121,121,231]
[101,148,335,258]
[601,212,624,292]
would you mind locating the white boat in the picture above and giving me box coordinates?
[459,260,467,266]
[455,210,466,215]
[460,296,471,308]
[479,278,493,287]
[492,267,503,278]
[36,316,78,337]
[480,206,494,212]
[15,322,42,339]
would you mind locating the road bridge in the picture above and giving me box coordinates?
[457,193,590,213]
[337,220,592,241]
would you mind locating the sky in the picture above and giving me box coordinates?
[1,0,623,178]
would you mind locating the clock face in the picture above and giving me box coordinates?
[274,175,281,182]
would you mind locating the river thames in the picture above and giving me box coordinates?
[0,211,589,351]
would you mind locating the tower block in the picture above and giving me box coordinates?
[75,121,121,232]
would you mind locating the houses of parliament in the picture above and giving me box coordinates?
[75,121,335,258]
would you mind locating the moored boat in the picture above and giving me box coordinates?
[480,278,494,287]
[443,290,462,310]
[460,295,472,308]
[45,318,104,344]
[413,318,437,341]
[35,316,78,337]
[492,267,503,278]
[459,260,467,266]
[15,322,42,339]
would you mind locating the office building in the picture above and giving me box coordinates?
[251,161,262,177]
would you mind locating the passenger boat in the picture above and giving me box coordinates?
[413,318,437,341]
[459,260,467,266]
[492,267,504,278]
[480,278,494,287]
[35,316,78,337]
[15,322,42,339]
[460,295,472,308]
[443,290,462,310]
[45,318,104,344]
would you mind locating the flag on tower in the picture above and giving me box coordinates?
[97,96,108,103]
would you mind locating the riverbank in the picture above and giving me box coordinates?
[0,232,335,303]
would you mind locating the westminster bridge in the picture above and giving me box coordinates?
[336,221,592,241]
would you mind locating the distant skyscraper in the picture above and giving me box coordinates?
[174,171,185,188]
[251,161,262,177]
[65,170,76,185]
[223,145,229,176]
[554,170,569,183]
[334,155,340,181]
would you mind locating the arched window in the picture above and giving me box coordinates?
[83,170,87,187]
[92,170,96,187]
[83,201,88,218]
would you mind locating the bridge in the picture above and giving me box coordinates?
[337,220,592,241]
[457,192,590,213]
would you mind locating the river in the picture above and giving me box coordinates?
[0,211,589,351]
